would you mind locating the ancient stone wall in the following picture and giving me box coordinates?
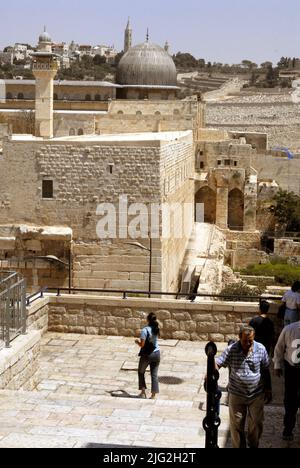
[274,238,300,257]
[0,132,194,292]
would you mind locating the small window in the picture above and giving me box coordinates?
[85,94,91,101]
[217,160,222,166]
[155,111,161,116]
[42,180,53,199]
[78,129,84,136]
[69,128,76,136]
[234,161,238,167]
[117,110,124,115]
[136,111,142,116]
[17,93,24,100]
[225,159,231,166]
[54,93,58,100]
[200,162,205,169]
[108,164,114,175]
[6,92,12,100]
[95,94,101,101]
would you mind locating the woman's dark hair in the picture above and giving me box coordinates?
[291,281,300,292]
[148,312,160,336]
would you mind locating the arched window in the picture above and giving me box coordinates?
[54,93,58,101]
[17,93,24,100]
[69,128,76,136]
[85,94,91,101]
[95,94,101,101]
[78,128,84,136]
[6,92,12,100]
[117,110,124,115]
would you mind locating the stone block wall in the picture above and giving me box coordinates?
[0,331,41,391]
[274,238,300,257]
[44,294,281,343]
[0,132,194,292]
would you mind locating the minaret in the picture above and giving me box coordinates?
[32,28,59,139]
[164,41,170,54]
[124,18,132,53]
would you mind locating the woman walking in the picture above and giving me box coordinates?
[135,313,160,399]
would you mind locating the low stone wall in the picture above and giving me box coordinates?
[0,331,41,390]
[44,294,281,343]
[27,297,49,334]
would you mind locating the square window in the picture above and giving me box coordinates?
[42,180,53,199]
[225,159,231,166]
[217,160,222,165]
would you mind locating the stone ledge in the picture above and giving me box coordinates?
[0,331,42,375]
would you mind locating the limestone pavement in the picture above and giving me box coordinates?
[0,333,298,448]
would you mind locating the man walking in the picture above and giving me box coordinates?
[273,320,300,441]
[216,326,272,448]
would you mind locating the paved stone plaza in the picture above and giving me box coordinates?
[0,333,298,448]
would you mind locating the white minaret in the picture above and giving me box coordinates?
[124,18,132,53]
[32,28,59,139]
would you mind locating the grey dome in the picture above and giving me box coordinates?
[117,41,177,87]
[39,28,52,43]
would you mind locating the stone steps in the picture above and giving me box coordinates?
[0,388,230,448]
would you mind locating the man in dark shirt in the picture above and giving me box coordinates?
[249,301,275,355]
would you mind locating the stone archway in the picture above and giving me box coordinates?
[228,188,244,231]
[195,186,216,224]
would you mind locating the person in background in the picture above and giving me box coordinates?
[135,313,161,400]
[273,320,300,442]
[216,326,272,449]
[282,281,300,327]
[249,301,275,355]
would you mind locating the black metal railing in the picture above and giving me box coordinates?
[26,287,47,306]
[0,272,27,349]
[203,342,221,449]
[45,287,281,303]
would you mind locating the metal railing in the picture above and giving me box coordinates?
[46,286,282,303]
[0,272,27,349]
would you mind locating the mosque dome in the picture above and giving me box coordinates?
[116,41,177,87]
[39,28,52,43]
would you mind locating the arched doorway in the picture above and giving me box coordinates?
[228,188,244,231]
[195,187,216,224]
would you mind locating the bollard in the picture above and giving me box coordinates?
[203,342,221,449]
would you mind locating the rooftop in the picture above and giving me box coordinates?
[10,130,192,144]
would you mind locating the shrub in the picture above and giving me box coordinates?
[240,263,300,286]
[219,282,265,302]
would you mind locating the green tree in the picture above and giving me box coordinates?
[270,189,300,232]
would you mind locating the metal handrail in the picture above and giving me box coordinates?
[45,287,282,303]
[26,287,47,306]
[0,272,27,349]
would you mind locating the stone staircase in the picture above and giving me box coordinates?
[180,223,227,296]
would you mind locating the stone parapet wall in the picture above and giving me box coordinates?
[43,294,280,343]
[27,297,49,334]
[0,331,41,391]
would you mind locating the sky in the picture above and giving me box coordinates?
[1,0,300,65]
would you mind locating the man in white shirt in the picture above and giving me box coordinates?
[274,321,300,441]
[282,281,300,326]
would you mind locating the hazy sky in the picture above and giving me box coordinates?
[1,0,300,65]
